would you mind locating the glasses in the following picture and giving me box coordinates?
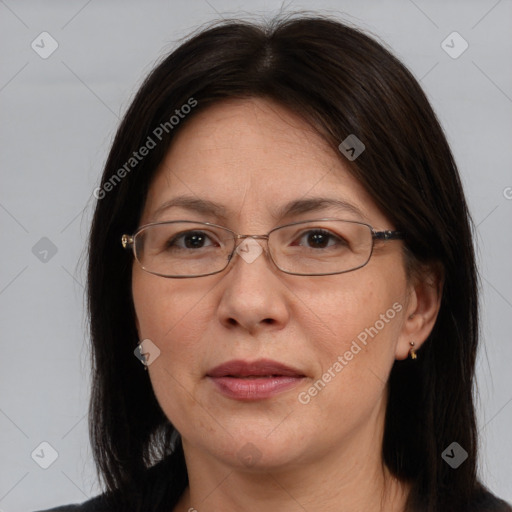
[121,219,404,278]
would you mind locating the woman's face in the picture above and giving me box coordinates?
[132,98,417,471]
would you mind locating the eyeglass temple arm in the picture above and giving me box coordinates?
[372,230,404,240]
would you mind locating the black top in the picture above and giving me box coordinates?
[35,455,187,512]
[35,455,512,512]
[35,490,512,512]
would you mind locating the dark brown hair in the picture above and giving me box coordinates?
[87,13,506,511]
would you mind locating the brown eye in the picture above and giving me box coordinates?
[295,229,346,249]
[167,231,215,250]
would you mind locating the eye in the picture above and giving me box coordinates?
[167,230,217,250]
[294,229,347,249]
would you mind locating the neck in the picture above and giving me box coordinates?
[173,405,410,512]
[177,456,409,512]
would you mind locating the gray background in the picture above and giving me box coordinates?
[1,0,511,510]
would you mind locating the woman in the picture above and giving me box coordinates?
[38,14,511,512]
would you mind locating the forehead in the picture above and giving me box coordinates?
[170,98,330,157]
[142,98,382,227]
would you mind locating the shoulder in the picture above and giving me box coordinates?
[470,488,512,512]
[33,452,187,512]
[33,494,112,512]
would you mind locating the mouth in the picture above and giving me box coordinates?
[206,359,306,401]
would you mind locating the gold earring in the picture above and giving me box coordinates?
[409,341,417,360]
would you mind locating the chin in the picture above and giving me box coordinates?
[215,431,310,472]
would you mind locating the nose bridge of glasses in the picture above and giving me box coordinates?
[232,234,271,256]
[235,234,270,241]
[232,234,269,254]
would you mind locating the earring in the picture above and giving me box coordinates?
[409,341,417,360]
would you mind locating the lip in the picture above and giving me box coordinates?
[206,359,306,401]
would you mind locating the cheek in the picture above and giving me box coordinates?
[297,269,405,353]
[133,268,211,340]
[297,271,406,410]
[132,270,216,383]
[132,271,217,430]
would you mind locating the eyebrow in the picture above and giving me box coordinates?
[274,197,367,221]
[150,196,228,222]
[150,195,367,223]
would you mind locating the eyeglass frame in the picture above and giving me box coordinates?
[121,218,405,278]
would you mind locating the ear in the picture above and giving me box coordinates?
[396,264,444,360]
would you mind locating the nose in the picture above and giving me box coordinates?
[216,239,291,334]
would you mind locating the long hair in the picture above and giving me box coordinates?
[87,14,484,511]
